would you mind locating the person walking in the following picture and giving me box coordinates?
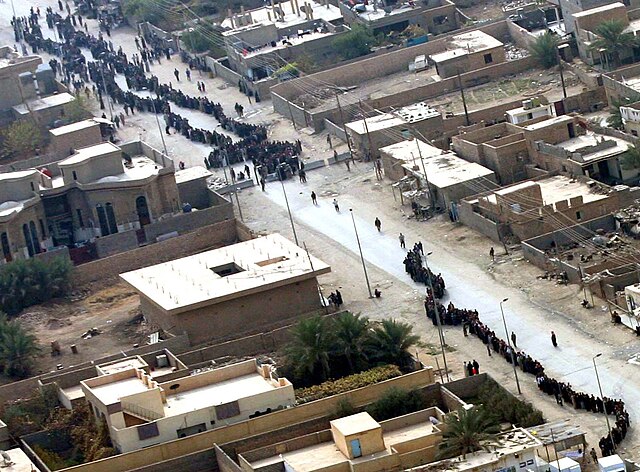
[490,246,495,261]
[590,448,598,464]
[333,198,340,212]
[119,112,125,126]
[185,68,191,81]
[551,331,558,347]
[374,217,381,232]
[173,68,180,81]
[327,134,332,149]
[399,233,405,249]
[511,331,517,348]
[260,177,265,191]
[311,191,317,205]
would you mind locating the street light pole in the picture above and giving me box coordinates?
[280,175,299,246]
[425,251,450,382]
[500,298,522,394]
[593,353,613,448]
[349,209,373,298]
[233,188,244,222]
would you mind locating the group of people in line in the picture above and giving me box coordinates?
[19,11,304,186]
[423,294,630,458]
[404,245,445,299]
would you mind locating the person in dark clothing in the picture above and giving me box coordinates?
[260,177,265,191]
[335,290,343,306]
[511,331,517,348]
[551,331,558,347]
[472,359,479,374]
[311,191,317,205]
[173,68,180,81]
[374,217,381,232]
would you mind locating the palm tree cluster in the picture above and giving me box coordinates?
[592,20,639,70]
[0,257,73,316]
[437,407,501,460]
[0,313,40,378]
[284,313,420,385]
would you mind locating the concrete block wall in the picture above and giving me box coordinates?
[71,219,239,286]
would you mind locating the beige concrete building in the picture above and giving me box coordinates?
[80,358,295,453]
[345,103,442,159]
[0,447,42,471]
[121,233,331,344]
[459,174,632,241]
[0,46,42,113]
[505,99,553,125]
[428,30,505,78]
[380,139,496,208]
[48,118,104,159]
[236,409,542,472]
[573,3,630,66]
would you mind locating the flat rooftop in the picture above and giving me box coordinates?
[58,142,120,165]
[430,30,503,63]
[559,133,629,163]
[522,114,573,130]
[573,1,624,17]
[346,113,406,134]
[13,92,75,114]
[175,165,212,184]
[98,357,147,375]
[484,175,608,207]
[221,1,342,31]
[348,2,421,21]
[332,412,380,436]
[120,233,331,314]
[244,31,336,58]
[0,447,42,472]
[0,199,34,219]
[382,139,495,188]
[90,376,150,405]
[394,102,440,123]
[164,373,275,415]
[0,169,36,182]
[49,119,101,136]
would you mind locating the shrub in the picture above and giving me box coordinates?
[366,387,426,421]
[333,398,356,418]
[477,379,544,427]
[0,120,45,160]
[0,257,73,316]
[295,365,402,403]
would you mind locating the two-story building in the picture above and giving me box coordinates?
[80,358,295,453]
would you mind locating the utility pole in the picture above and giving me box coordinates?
[500,298,522,394]
[424,252,450,381]
[350,209,373,298]
[457,70,470,126]
[412,132,434,208]
[359,99,374,161]
[335,92,354,162]
[556,47,567,99]
[150,96,169,157]
[280,175,299,245]
[304,242,328,312]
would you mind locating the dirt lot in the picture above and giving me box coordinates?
[16,281,149,375]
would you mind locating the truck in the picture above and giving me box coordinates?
[598,454,625,472]
[548,457,581,472]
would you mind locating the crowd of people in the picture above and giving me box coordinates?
[19,10,303,180]
[423,295,630,458]
[403,244,445,299]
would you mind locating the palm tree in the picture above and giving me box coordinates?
[334,312,370,373]
[529,32,559,69]
[0,316,40,378]
[366,318,420,368]
[622,145,640,170]
[285,316,336,381]
[592,20,638,69]
[437,407,501,460]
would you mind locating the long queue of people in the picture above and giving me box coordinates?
[423,297,630,458]
[19,13,302,178]
[403,245,445,299]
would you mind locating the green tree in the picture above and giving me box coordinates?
[0,315,40,378]
[366,387,425,421]
[334,312,370,373]
[592,19,638,69]
[529,31,559,69]
[0,120,44,160]
[332,24,376,60]
[366,318,420,368]
[437,407,501,459]
[622,145,640,170]
[65,95,92,123]
[182,23,225,57]
[122,0,166,25]
[285,316,336,381]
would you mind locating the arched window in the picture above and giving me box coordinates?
[105,203,118,234]
[29,221,41,254]
[96,204,109,236]
[1,232,11,262]
[23,224,35,257]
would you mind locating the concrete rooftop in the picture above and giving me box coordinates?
[49,119,100,136]
[221,1,342,31]
[12,92,75,114]
[559,133,630,163]
[430,30,503,63]
[120,233,331,313]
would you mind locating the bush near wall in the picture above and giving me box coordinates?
[295,365,403,403]
[0,257,73,316]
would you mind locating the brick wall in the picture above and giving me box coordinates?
[71,219,239,286]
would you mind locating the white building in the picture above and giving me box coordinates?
[80,358,295,453]
[506,99,553,125]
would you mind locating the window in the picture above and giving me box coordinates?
[137,422,160,440]
[483,53,493,64]
[106,203,118,234]
[97,203,118,236]
[72,171,78,181]
[576,210,582,221]
[76,209,84,227]
[215,401,240,420]
[633,130,638,137]
[39,219,46,238]
[96,205,109,236]
[30,181,35,191]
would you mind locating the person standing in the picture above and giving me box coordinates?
[551,331,558,347]
[374,217,381,232]
[333,198,340,212]
[399,233,405,249]
[463,361,469,378]
[327,134,332,149]
[511,331,517,348]
[260,177,266,191]
[173,68,180,81]
[490,246,495,261]
[311,191,317,205]
[185,68,191,81]
[590,448,598,464]
[472,359,479,374]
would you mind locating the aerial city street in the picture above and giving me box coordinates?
[0,0,640,470]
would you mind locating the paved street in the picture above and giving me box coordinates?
[1,0,639,459]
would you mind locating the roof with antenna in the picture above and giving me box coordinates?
[120,234,331,314]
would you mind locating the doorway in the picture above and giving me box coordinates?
[350,439,362,458]
[1,233,11,262]
[136,196,151,226]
